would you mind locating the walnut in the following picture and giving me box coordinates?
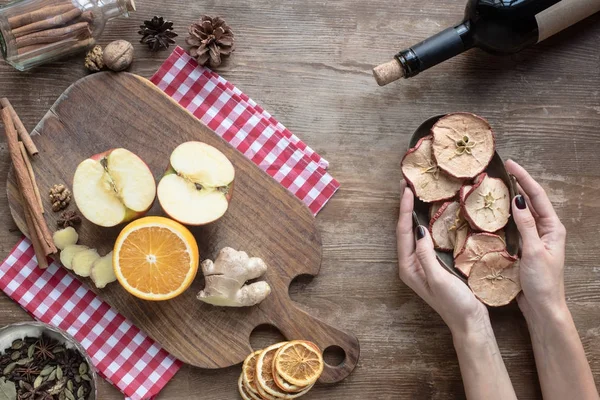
[103,40,134,72]
[57,211,82,229]
[49,184,71,212]
[84,45,104,72]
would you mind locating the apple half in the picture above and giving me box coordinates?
[157,141,235,225]
[73,148,156,227]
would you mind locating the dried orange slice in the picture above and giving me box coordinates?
[256,343,313,399]
[238,373,254,400]
[274,341,324,387]
[273,369,307,393]
[242,350,262,396]
[113,216,199,300]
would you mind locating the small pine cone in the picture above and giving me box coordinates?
[49,184,72,212]
[186,15,234,68]
[57,211,82,229]
[84,45,104,72]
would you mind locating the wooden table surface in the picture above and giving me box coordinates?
[1,0,599,398]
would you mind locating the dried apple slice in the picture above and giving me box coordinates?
[402,136,463,203]
[463,173,510,232]
[429,201,444,220]
[468,251,521,307]
[454,233,506,277]
[459,184,473,203]
[453,220,470,258]
[431,113,495,179]
[430,201,461,251]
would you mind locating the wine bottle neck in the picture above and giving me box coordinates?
[395,22,472,78]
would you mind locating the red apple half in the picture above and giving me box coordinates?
[73,148,156,227]
[157,141,235,225]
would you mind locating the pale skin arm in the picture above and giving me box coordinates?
[506,160,599,400]
[397,180,517,400]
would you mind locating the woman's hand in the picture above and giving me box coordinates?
[505,160,567,319]
[397,180,488,336]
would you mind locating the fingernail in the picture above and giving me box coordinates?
[416,225,426,240]
[515,195,526,210]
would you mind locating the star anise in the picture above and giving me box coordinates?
[33,336,55,361]
[14,364,40,383]
[138,16,178,52]
[57,210,82,228]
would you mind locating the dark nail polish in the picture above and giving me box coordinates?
[416,225,426,240]
[515,195,526,210]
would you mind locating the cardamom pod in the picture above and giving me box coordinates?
[3,362,16,374]
[11,339,23,349]
[10,351,20,360]
[34,375,44,388]
[78,362,88,375]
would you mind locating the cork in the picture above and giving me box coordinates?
[372,59,404,86]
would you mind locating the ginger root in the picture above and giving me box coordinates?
[59,244,88,270]
[72,248,100,277]
[197,247,271,307]
[91,251,116,289]
[52,227,78,250]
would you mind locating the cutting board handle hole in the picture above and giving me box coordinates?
[250,324,286,350]
[323,345,346,367]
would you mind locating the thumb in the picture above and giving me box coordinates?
[414,226,445,284]
[512,195,543,250]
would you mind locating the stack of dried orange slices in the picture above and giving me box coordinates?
[239,340,324,399]
[401,112,521,307]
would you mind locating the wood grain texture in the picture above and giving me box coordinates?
[0,0,599,398]
[5,72,360,383]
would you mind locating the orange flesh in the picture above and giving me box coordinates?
[118,226,191,294]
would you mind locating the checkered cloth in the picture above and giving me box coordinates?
[150,46,339,215]
[0,240,180,400]
[0,47,339,399]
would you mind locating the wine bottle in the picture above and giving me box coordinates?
[373,0,600,86]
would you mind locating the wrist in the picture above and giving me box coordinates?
[450,308,493,346]
[521,297,571,327]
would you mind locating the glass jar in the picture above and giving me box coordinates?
[0,0,135,71]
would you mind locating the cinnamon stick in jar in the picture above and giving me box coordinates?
[16,22,91,48]
[12,7,82,38]
[8,4,75,29]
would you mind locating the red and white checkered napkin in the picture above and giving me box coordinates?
[0,240,180,400]
[0,47,339,399]
[150,46,339,215]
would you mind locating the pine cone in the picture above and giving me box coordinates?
[186,15,234,68]
[57,211,82,229]
[138,16,177,52]
[49,184,71,212]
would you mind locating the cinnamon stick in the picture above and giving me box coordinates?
[12,8,82,38]
[8,4,75,29]
[20,191,49,269]
[79,11,95,23]
[19,142,43,213]
[0,98,38,156]
[1,108,56,255]
[16,22,91,48]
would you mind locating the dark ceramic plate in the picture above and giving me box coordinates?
[409,115,520,282]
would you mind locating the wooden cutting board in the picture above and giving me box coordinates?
[6,72,359,383]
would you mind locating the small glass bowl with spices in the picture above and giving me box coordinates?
[0,0,135,71]
[0,321,97,400]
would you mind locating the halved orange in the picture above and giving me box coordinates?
[274,341,324,387]
[113,216,199,301]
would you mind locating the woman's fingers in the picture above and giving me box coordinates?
[397,183,416,268]
[517,182,540,220]
[512,195,545,252]
[506,160,560,229]
[414,226,445,285]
